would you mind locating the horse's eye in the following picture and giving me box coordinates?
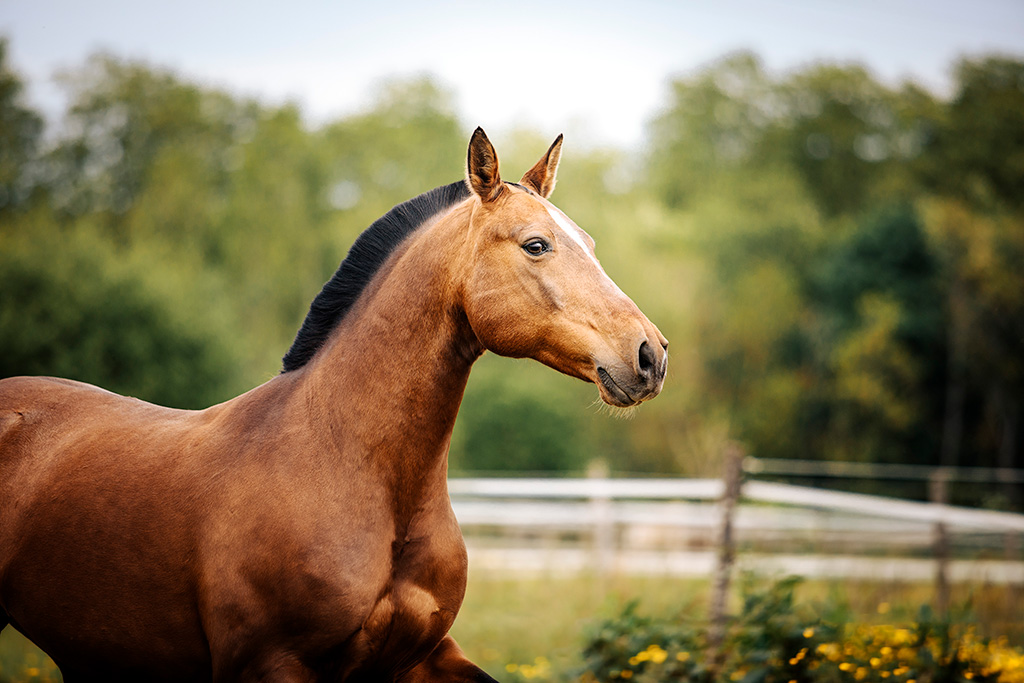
[522,239,549,256]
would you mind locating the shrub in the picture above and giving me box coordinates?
[569,577,1024,683]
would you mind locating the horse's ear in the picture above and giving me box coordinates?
[466,127,502,203]
[520,134,563,199]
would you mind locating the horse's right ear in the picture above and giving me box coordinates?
[520,134,563,198]
[466,127,502,203]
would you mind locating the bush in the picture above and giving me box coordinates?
[565,577,1024,683]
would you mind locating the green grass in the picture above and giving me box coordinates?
[0,629,59,683]
[1,576,1020,682]
[454,575,1024,679]
[450,574,711,679]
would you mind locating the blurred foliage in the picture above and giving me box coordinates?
[0,222,238,408]
[0,40,42,215]
[567,576,1024,683]
[0,38,1022,497]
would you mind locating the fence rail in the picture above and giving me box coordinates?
[449,477,1024,531]
[448,475,1024,583]
[743,457,1024,483]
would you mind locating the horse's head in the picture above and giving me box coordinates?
[460,128,668,407]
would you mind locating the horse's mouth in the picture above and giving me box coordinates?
[597,367,637,407]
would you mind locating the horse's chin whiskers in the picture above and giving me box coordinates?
[608,404,639,420]
[589,396,639,419]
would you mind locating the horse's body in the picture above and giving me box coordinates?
[0,130,667,681]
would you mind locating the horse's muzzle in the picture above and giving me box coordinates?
[596,338,668,407]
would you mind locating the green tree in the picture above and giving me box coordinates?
[0,224,238,409]
[917,57,1024,493]
[924,200,1024,482]
[45,54,259,226]
[454,364,589,474]
[0,38,44,214]
[806,206,944,465]
[921,56,1024,210]
[38,54,338,379]
[647,52,784,208]
[780,65,936,217]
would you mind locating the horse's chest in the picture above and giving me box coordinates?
[359,577,453,655]
[352,532,467,670]
[306,504,466,678]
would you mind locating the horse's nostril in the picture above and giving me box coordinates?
[638,340,656,377]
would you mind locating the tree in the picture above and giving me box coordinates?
[921,57,1024,210]
[917,57,1024,497]
[808,205,945,464]
[0,38,44,214]
[780,65,935,217]
[647,52,783,208]
[0,225,239,409]
[924,200,1024,479]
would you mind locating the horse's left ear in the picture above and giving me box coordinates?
[520,134,563,199]
[467,127,502,203]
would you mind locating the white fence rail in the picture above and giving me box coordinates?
[447,477,1024,582]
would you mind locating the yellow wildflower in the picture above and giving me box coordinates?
[647,645,668,664]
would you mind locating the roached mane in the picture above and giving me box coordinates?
[281,180,471,372]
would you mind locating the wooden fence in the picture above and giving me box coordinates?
[447,464,1024,587]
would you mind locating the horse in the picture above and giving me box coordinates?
[0,128,668,682]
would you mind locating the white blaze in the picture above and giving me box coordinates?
[545,205,628,298]
[546,206,599,266]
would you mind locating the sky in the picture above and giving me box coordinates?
[3,0,1024,149]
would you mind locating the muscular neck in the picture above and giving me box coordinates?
[296,207,481,493]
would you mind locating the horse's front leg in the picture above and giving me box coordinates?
[399,635,498,683]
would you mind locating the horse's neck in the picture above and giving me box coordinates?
[297,212,479,493]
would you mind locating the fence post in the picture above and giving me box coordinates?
[708,442,745,673]
[929,468,951,620]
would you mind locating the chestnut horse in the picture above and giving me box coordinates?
[0,129,667,682]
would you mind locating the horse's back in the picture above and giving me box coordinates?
[0,374,179,454]
[0,373,202,552]
[0,376,214,679]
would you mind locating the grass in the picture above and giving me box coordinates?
[453,575,1024,680]
[1,576,1021,682]
[451,574,710,678]
[0,630,59,683]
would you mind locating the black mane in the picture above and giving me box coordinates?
[281,180,471,372]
